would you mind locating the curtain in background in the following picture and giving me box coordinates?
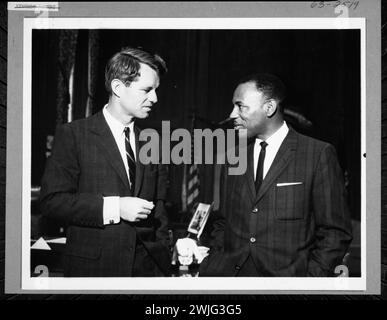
[56,30,78,125]
[85,30,100,117]
[70,30,101,120]
[71,30,89,121]
[56,30,100,121]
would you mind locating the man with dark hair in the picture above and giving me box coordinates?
[40,47,171,277]
[178,73,353,277]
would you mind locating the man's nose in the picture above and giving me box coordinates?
[149,90,158,104]
[229,106,239,119]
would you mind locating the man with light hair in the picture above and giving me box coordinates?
[40,47,171,277]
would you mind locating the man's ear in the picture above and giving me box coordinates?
[111,79,122,98]
[264,99,278,118]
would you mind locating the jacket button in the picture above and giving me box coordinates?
[252,208,258,213]
[250,237,256,243]
[235,265,241,270]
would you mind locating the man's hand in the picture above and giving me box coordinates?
[172,238,209,265]
[119,197,154,222]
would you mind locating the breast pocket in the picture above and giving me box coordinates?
[274,183,305,221]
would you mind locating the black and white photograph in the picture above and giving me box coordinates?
[23,17,365,291]
[187,203,212,238]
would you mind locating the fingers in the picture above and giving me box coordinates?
[136,213,148,221]
[119,197,154,222]
[121,197,154,209]
[141,200,154,210]
[134,209,151,222]
[139,209,151,215]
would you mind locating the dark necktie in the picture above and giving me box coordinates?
[124,127,136,191]
[255,141,268,193]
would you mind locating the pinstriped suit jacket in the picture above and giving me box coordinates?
[200,128,353,277]
[39,111,171,277]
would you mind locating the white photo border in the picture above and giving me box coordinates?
[21,17,366,292]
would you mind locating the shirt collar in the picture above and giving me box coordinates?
[103,105,135,138]
[256,121,289,148]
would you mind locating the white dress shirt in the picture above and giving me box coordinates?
[102,105,136,225]
[254,121,289,181]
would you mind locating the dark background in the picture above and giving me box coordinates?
[31,28,361,221]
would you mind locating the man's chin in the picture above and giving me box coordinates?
[138,111,151,119]
[140,108,152,118]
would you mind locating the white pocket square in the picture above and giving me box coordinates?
[276,182,303,187]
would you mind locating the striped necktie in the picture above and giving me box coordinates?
[124,127,136,191]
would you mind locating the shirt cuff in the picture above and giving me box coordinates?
[103,196,120,225]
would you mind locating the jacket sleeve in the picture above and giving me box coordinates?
[39,123,105,228]
[209,164,229,252]
[154,163,170,247]
[198,164,227,275]
[139,162,171,275]
[307,144,353,276]
[201,165,227,261]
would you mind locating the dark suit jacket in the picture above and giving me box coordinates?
[39,111,171,277]
[199,128,353,277]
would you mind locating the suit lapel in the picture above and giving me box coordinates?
[255,128,298,203]
[89,111,131,190]
[134,126,145,197]
[229,139,256,203]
